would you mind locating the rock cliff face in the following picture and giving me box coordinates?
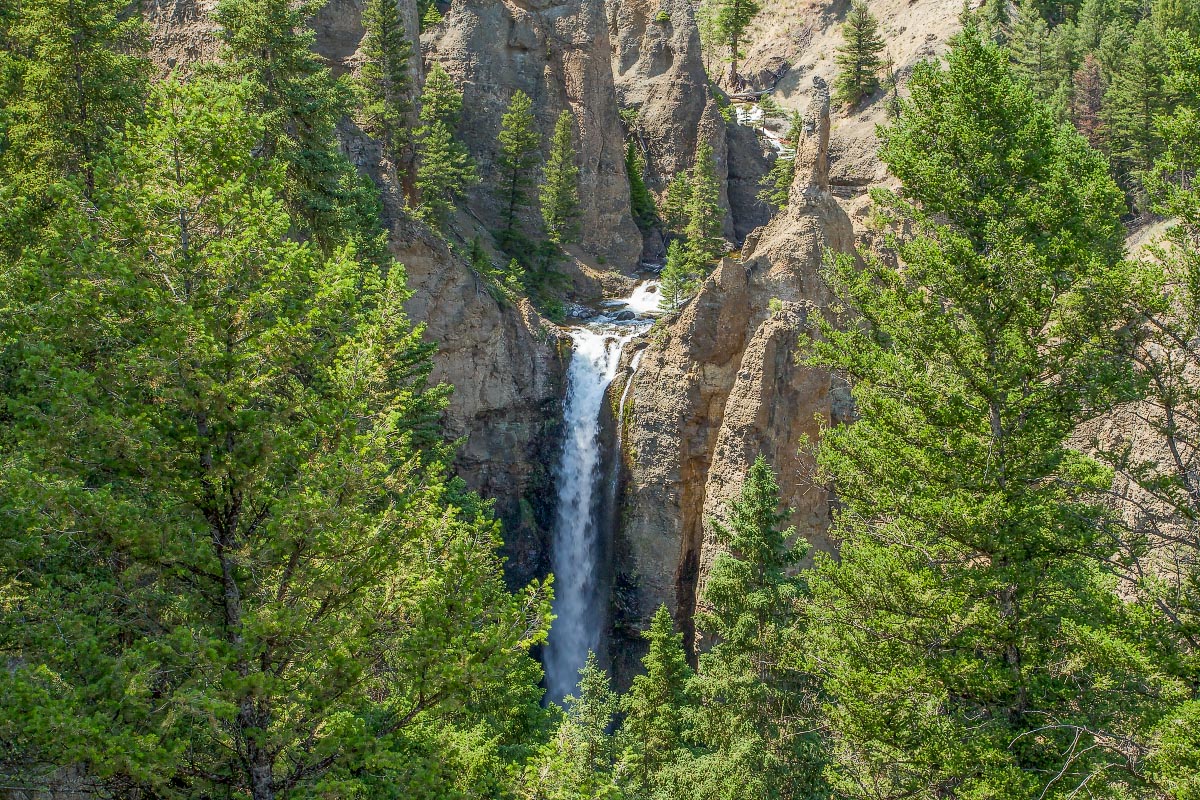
[605,0,772,243]
[389,219,567,585]
[425,0,644,269]
[610,87,854,675]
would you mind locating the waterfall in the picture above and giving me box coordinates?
[543,281,658,704]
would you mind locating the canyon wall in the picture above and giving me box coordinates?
[609,86,854,677]
[606,0,772,244]
[140,0,858,660]
[425,0,644,269]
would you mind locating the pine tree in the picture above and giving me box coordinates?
[833,1,886,107]
[0,0,149,196]
[626,141,659,229]
[497,90,541,246]
[414,119,477,228]
[1076,0,1114,50]
[540,110,582,245]
[683,456,826,800]
[805,28,1156,798]
[710,0,761,89]
[0,77,552,800]
[356,0,413,167]
[981,0,1011,43]
[1009,0,1059,102]
[419,62,463,127]
[663,170,693,233]
[684,143,725,263]
[1107,53,1200,793]
[619,606,693,797]
[418,0,442,30]
[658,239,700,312]
[1070,52,1105,145]
[412,64,476,229]
[519,654,621,799]
[1153,0,1200,36]
[212,0,366,246]
[1103,19,1167,198]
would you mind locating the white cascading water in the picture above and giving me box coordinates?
[544,281,658,704]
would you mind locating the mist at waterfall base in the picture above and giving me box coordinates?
[543,281,658,705]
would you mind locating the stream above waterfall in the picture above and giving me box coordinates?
[543,279,660,704]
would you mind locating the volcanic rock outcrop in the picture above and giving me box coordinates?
[425,0,644,268]
[610,83,854,673]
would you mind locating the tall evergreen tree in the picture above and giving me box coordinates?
[805,28,1157,798]
[710,0,761,89]
[658,239,700,312]
[518,654,621,799]
[418,0,442,30]
[981,0,1012,43]
[0,77,551,800]
[626,141,659,230]
[497,90,541,247]
[679,456,826,800]
[833,1,886,107]
[356,0,413,167]
[413,64,476,229]
[663,170,693,233]
[684,143,725,263]
[1103,42,1200,793]
[619,606,694,798]
[1009,0,1060,102]
[1103,19,1167,199]
[414,119,477,229]
[0,0,149,197]
[540,110,582,245]
[211,0,366,246]
[419,62,463,127]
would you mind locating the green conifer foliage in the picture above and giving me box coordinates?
[540,110,582,244]
[1109,45,1200,790]
[620,606,694,797]
[414,119,477,228]
[626,141,659,229]
[1009,0,1060,101]
[356,0,413,166]
[981,0,1011,43]
[1103,19,1168,198]
[518,653,621,799]
[805,28,1157,798]
[419,62,463,127]
[412,64,475,230]
[683,143,725,263]
[418,0,442,30]
[497,90,542,245]
[212,0,366,247]
[658,239,700,312]
[833,1,886,106]
[663,170,693,233]
[683,455,826,800]
[0,0,149,196]
[710,0,761,88]
[0,77,552,800]
[1153,0,1200,36]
